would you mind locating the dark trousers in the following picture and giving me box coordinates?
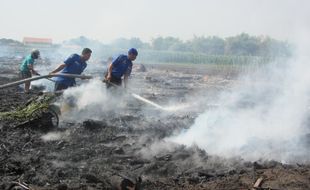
[54,82,69,92]
[20,71,32,79]
[106,74,122,88]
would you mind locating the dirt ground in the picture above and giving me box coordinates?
[0,57,310,190]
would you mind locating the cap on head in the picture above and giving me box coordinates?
[31,49,40,59]
[128,48,138,56]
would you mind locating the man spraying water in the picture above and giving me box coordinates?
[105,48,138,89]
[102,48,174,111]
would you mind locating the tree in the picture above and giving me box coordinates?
[64,36,103,48]
[128,37,150,49]
[110,38,130,49]
[110,37,150,49]
[225,33,260,56]
[151,36,182,51]
[189,36,225,55]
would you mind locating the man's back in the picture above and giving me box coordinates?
[20,55,34,72]
[53,54,87,86]
[111,54,132,78]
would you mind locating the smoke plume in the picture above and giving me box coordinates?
[169,34,310,163]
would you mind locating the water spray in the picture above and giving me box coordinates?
[0,74,171,111]
[103,79,169,111]
[131,93,166,110]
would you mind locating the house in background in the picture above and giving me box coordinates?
[23,37,53,47]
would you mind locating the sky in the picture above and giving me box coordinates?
[0,0,309,43]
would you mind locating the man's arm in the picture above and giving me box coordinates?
[107,63,113,80]
[50,54,74,75]
[106,55,122,80]
[50,64,66,74]
[28,64,40,75]
[123,63,132,88]
[123,73,129,88]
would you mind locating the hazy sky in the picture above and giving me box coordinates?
[0,0,309,43]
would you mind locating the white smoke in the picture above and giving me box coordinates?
[169,33,310,163]
[41,131,69,141]
[57,78,131,122]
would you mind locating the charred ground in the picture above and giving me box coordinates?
[0,57,309,190]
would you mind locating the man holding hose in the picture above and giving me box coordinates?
[50,48,92,92]
[105,48,138,89]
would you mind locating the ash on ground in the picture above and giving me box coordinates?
[0,58,310,190]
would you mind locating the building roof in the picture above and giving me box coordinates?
[23,37,53,44]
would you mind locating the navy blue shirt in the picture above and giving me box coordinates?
[54,54,87,86]
[111,55,132,78]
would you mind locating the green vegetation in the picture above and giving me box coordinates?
[67,33,291,57]
[138,50,273,65]
[0,94,56,121]
[65,33,291,65]
[0,34,291,65]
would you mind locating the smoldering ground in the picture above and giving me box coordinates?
[168,40,310,164]
[1,57,310,189]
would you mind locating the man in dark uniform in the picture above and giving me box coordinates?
[105,48,138,89]
[50,48,92,92]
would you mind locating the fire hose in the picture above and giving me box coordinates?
[0,74,167,111]
[0,73,93,89]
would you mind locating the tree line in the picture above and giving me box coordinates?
[0,33,292,59]
[69,33,291,57]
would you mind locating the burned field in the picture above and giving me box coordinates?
[0,57,310,190]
